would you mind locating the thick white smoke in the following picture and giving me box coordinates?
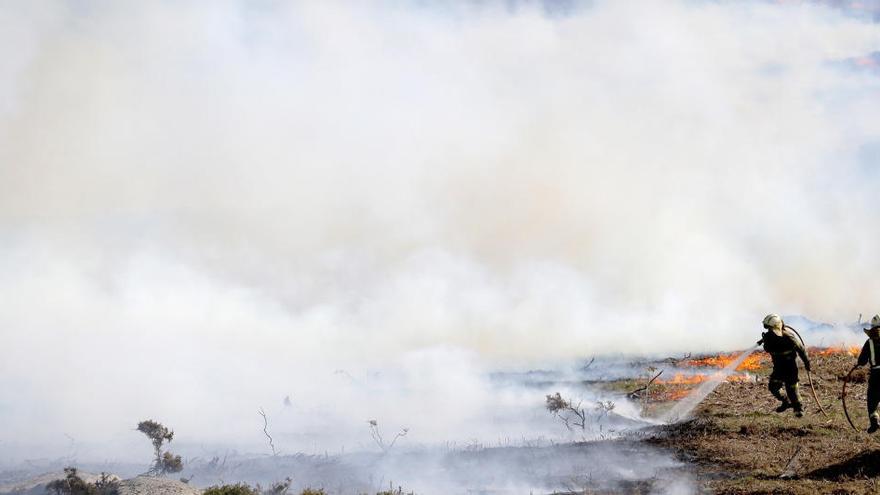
[1,0,879,460]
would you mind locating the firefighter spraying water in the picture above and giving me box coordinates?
[664,314,826,425]
[757,314,812,417]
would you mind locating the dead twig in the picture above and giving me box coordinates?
[258,408,277,456]
[628,370,664,399]
[368,420,408,453]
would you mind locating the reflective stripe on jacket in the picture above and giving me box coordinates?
[871,340,880,369]
[857,339,880,370]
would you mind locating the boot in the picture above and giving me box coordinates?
[868,416,879,434]
[775,400,792,413]
[793,408,804,418]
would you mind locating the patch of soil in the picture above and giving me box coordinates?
[643,349,880,494]
[117,476,201,495]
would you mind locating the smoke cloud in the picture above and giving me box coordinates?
[1,0,879,461]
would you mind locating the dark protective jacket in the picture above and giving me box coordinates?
[857,337,880,420]
[762,328,810,380]
[857,337,880,369]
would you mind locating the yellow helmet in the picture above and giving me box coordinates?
[763,313,784,336]
[873,315,880,329]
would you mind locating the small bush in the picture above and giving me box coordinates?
[265,478,292,495]
[545,392,570,413]
[203,480,298,495]
[92,473,118,495]
[159,451,183,474]
[372,489,414,495]
[137,419,183,475]
[46,468,118,495]
[545,392,587,430]
[203,484,259,495]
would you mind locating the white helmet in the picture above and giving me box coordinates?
[862,315,880,336]
[763,313,784,336]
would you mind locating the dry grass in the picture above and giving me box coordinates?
[644,349,880,494]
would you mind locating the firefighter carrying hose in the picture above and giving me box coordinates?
[760,314,810,417]
[856,315,880,433]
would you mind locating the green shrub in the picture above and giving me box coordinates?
[136,419,183,475]
[46,468,118,495]
[203,483,260,495]
[203,480,297,495]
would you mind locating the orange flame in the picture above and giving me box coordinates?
[659,373,707,385]
[658,372,753,385]
[682,352,763,371]
[666,389,690,401]
[809,346,860,357]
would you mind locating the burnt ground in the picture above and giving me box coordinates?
[641,348,880,494]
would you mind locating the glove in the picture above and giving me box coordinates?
[804,360,812,372]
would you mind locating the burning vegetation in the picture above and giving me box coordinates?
[658,373,754,385]
[681,352,765,371]
[613,351,763,407]
[540,343,875,492]
[809,345,861,358]
[589,346,867,415]
[647,345,880,494]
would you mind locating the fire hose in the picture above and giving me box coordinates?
[784,325,830,418]
[841,365,860,432]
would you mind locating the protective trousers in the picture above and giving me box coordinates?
[868,370,880,420]
[769,363,802,411]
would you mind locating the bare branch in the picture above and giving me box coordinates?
[258,408,277,456]
[368,419,407,454]
[627,369,664,399]
[545,393,589,431]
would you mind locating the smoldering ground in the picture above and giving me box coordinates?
[1,352,695,494]
[0,0,879,492]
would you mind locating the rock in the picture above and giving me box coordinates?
[116,476,201,495]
